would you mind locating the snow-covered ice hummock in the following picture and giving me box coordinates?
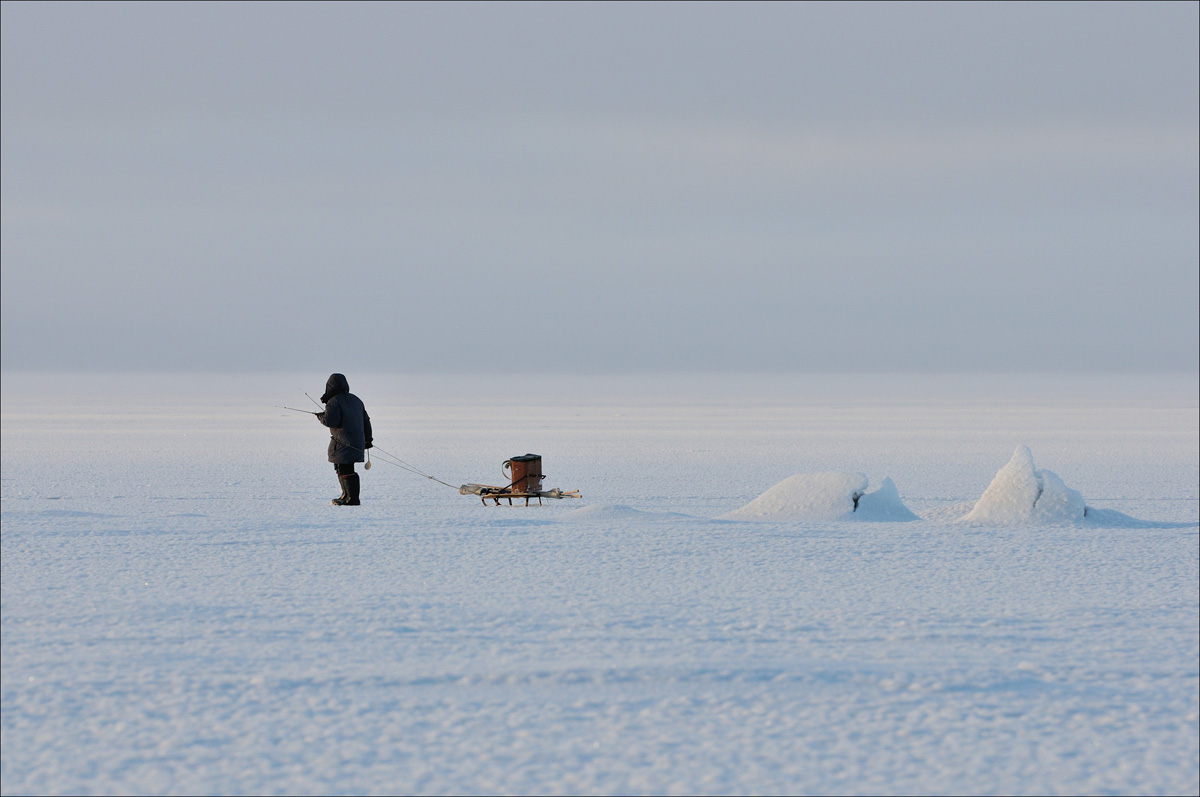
[723,472,919,522]
[959,445,1086,524]
[957,444,1168,527]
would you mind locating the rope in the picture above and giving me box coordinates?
[366,445,460,490]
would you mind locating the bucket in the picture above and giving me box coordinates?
[504,454,543,493]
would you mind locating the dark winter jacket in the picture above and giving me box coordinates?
[318,373,373,464]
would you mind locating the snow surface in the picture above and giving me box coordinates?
[2,372,1197,796]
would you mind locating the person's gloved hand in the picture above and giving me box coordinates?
[365,440,373,449]
[316,411,326,423]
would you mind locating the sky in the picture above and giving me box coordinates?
[2,1,1197,373]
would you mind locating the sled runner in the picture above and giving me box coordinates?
[459,454,581,506]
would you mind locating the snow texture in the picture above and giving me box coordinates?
[2,372,1197,796]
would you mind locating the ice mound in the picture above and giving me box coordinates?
[723,473,917,522]
[854,477,921,521]
[959,445,1086,525]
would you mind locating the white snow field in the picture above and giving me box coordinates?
[2,372,1197,796]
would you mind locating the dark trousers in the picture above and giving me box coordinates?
[335,463,356,476]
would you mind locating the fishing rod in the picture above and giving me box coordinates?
[276,390,324,416]
[279,395,459,489]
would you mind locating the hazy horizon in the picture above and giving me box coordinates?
[3,2,1197,374]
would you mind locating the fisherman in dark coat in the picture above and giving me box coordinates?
[316,373,373,506]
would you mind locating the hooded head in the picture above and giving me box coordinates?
[320,373,350,404]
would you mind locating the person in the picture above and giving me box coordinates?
[316,373,373,506]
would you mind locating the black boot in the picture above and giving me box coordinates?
[346,473,361,506]
[332,475,352,505]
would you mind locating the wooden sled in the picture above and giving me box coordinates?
[459,484,582,506]
[460,454,580,506]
